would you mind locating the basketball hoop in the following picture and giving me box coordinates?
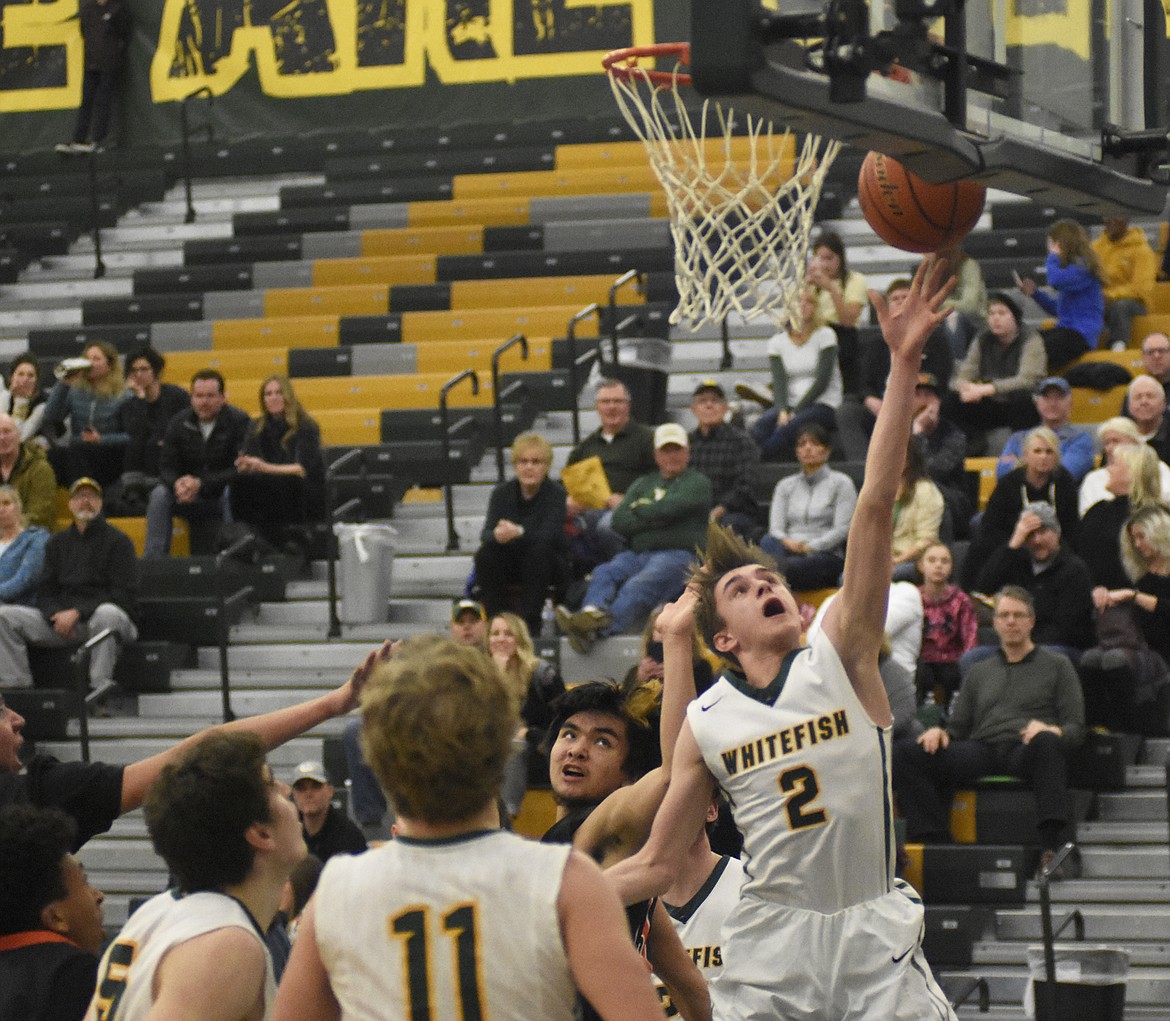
[604,43,840,328]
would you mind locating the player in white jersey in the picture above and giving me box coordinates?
[652,796,745,1018]
[608,259,959,1020]
[87,731,306,1021]
[273,635,665,1021]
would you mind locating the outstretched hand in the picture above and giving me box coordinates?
[338,639,398,712]
[869,256,955,367]
[656,585,699,643]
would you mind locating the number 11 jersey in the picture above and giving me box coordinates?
[314,829,576,1021]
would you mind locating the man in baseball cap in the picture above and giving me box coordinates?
[290,760,366,863]
[688,379,763,539]
[557,422,712,652]
[993,375,1094,482]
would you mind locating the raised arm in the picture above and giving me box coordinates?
[822,258,953,721]
[605,720,714,905]
[120,641,392,812]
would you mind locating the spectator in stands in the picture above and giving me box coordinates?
[891,436,944,581]
[805,228,868,394]
[962,426,1078,587]
[55,0,131,153]
[838,278,954,461]
[1018,219,1106,369]
[1138,331,1170,399]
[974,501,1094,659]
[0,804,105,1021]
[0,477,137,706]
[488,612,566,816]
[738,287,844,461]
[912,373,973,534]
[563,378,656,572]
[1124,373,1170,462]
[1114,505,1170,666]
[995,376,1094,483]
[685,380,762,539]
[556,423,710,652]
[44,341,129,487]
[342,604,485,840]
[0,641,383,850]
[1078,442,1163,594]
[285,853,323,943]
[230,375,325,555]
[893,586,1085,879]
[0,486,47,607]
[289,759,366,863]
[110,345,189,515]
[949,291,1046,455]
[916,542,978,704]
[144,369,250,558]
[1080,416,1170,514]
[0,356,48,445]
[1093,217,1157,350]
[0,413,56,530]
[92,732,303,1020]
[473,431,568,635]
[936,242,988,356]
[623,604,714,696]
[758,423,857,590]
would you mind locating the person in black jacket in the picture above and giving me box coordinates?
[0,476,137,694]
[472,431,568,635]
[288,760,366,863]
[57,0,131,153]
[144,369,249,557]
[108,346,189,515]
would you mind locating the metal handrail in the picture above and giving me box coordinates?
[215,535,258,722]
[74,628,115,762]
[1036,841,1084,1020]
[606,270,643,362]
[491,334,528,481]
[180,86,214,224]
[440,370,479,551]
[947,975,989,1012]
[566,304,600,445]
[720,315,733,370]
[323,447,364,638]
[84,150,105,279]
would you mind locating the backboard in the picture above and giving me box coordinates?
[689,0,1170,215]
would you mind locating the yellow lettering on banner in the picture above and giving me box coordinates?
[0,0,80,112]
[1005,0,1091,61]
[148,0,653,101]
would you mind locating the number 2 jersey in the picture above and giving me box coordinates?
[313,829,577,1021]
[688,628,896,914]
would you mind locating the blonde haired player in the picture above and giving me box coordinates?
[608,259,959,1020]
[274,635,665,1021]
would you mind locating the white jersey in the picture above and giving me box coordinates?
[314,829,577,1021]
[689,628,895,914]
[87,890,275,1021]
[653,855,745,1017]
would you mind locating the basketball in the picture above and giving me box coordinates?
[857,151,986,253]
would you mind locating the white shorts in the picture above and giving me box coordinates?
[713,879,956,1021]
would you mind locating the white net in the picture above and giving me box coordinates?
[607,58,840,328]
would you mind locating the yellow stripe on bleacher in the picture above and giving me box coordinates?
[398,304,595,344]
[405,197,532,229]
[211,316,339,349]
[447,274,645,310]
[412,339,552,374]
[291,373,496,412]
[359,226,484,258]
[164,348,288,381]
[553,134,797,174]
[452,166,660,200]
[311,254,439,287]
[264,284,390,318]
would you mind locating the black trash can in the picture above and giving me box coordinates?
[600,337,671,425]
[1026,947,1128,1021]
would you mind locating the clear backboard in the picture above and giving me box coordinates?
[688,0,1170,215]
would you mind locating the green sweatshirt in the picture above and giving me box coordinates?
[611,468,711,553]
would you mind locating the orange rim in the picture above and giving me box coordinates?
[602,42,691,87]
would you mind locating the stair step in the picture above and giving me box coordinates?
[1025,879,1170,903]
[972,939,1170,967]
[35,734,332,768]
[938,964,1170,1007]
[1079,846,1170,879]
[1075,821,1169,844]
[996,905,1170,941]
